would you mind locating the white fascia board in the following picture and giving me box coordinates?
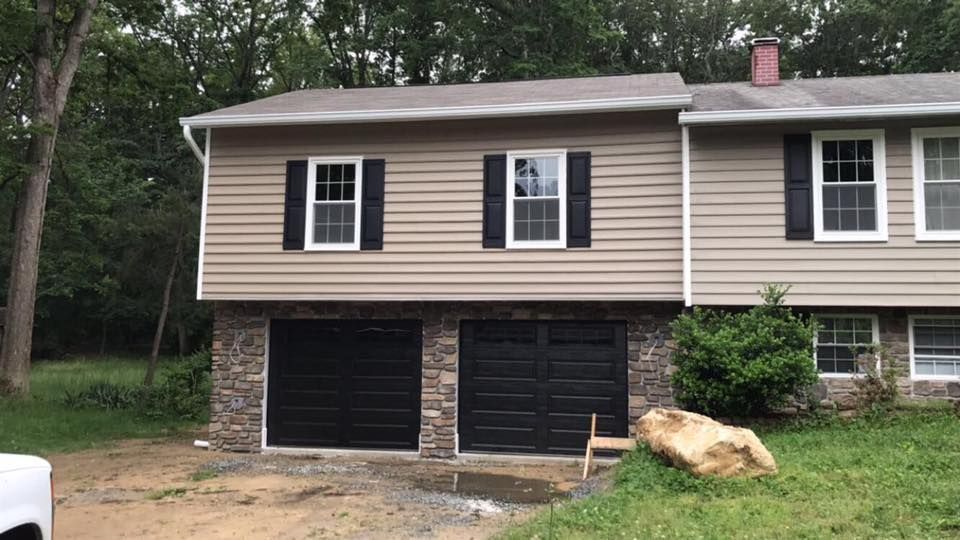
[179,94,693,128]
[679,101,960,126]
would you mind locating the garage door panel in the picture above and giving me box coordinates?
[471,425,537,451]
[267,319,422,449]
[278,388,339,408]
[469,359,536,379]
[547,393,617,414]
[469,391,537,412]
[548,361,617,380]
[460,320,627,456]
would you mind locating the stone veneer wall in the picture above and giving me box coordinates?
[209,301,680,457]
[814,308,960,409]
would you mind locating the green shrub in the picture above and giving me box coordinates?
[141,348,212,421]
[61,349,211,421]
[63,382,141,410]
[669,284,819,417]
[852,344,901,413]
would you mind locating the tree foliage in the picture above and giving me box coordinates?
[0,0,956,358]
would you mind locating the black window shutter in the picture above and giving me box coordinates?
[567,151,592,247]
[282,160,308,250]
[483,154,507,248]
[360,159,385,250]
[784,134,813,240]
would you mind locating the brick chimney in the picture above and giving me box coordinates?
[750,37,781,86]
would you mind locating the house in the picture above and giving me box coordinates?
[180,38,960,457]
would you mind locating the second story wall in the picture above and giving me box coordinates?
[690,118,960,307]
[201,111,683,301]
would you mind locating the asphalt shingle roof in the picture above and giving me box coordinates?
[688,72,960,112]
[187,73,690,120]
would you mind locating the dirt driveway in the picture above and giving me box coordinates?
[49,437,602,539]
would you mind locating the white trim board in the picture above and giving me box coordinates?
[304,156,364,251]
[679,101,960,126]
[179,95,693,128]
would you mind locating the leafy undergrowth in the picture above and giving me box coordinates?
[504,408,960,539]
[0,357,204,456]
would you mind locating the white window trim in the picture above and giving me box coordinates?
[811,129,889,242]
[813,313,880,379]
[908,314,960,381]
[505,149,567,249]
[304,156,364,251]
[911,127,960,241]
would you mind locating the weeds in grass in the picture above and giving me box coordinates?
[189,469,218,482]
[145,487,187,500]
[0,357,204,455]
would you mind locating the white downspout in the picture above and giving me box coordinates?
[681,123,692,307]
[183,125,205,163]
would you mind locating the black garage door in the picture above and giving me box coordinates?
[459,320,628,455]
[267,319,421,449]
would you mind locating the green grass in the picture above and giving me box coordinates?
[145,487,188,500]
[504,409,960,539]
[0,357,202,456]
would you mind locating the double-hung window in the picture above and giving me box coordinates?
[911,127,960,241]
[814,314,879,376]
[506,150,566,248]
[305,157,363,250]
[910,316,960,379]
[812,130,888,241]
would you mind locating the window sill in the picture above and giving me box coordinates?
[914,231,960,242]
[814,232,889,243]
[304,244,360,251]
[911,375,960,382]
[819,373,858,379]
[505,242,567,250]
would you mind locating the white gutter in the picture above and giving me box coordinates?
[182,125,205,162]
[179,94,693,128]
[681,124,692,307]
[195,129,211,300]
[679,101,960,126]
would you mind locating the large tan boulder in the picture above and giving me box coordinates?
[635,408,777,478]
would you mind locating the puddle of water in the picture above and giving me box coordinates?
[416,472,568,504]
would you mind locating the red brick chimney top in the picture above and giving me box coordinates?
[750,37,781,87]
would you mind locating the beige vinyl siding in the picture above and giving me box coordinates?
[202,111,683,300]
[690,118,960,307]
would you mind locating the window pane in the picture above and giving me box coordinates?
[924,183,960,231]
[342,182,355,201]
[942,137,960,159]
[840,210,858,231]
[925,159,942,181]
[529,221,544,240]
[838,141,857,160]
[857,185,875,208]
[823,162,839,183]
[823,209,839,231]
[915,361,935,375]
[515,178,529,197]
[514,220,529,241]
[823,185,840,209]
[857,161,874,182]
[839,161,857,182]
[858,210,876,230]
[856,140,873,161]
[313,202,355,244]
[329,182,342,201]
[343,164,356,182]
[943,158,960,180]
[822,141,839,162]
[330,164,343,182]
[923,138,941,159]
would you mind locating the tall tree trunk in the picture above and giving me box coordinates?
[144,231,183,386]
[0,0,99,395]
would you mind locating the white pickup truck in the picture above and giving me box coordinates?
[0,454,53,540]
